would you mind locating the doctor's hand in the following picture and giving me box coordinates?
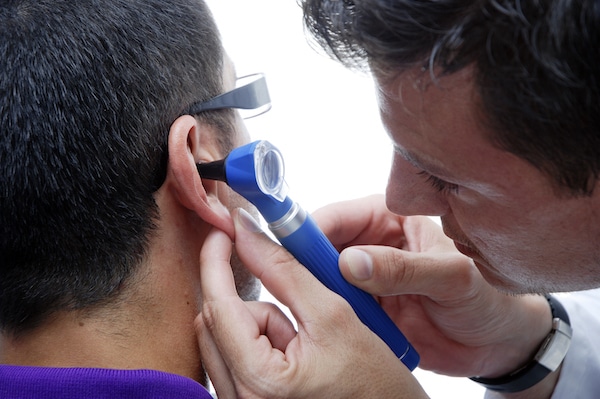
[312,195,553,381]
[195,208,429,399]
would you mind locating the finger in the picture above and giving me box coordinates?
[195,227,247,394]
[339,244,480,300]
[199,229,282,371]
[233,208,342,322]
[199,228,296,350]
[199,226,238,301]
[400,215,459,253]
[311,195,407,248]
[244,301,297,352]
[194,315,238,399]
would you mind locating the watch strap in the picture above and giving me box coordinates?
[469,295,572,393]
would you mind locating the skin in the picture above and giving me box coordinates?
[195,66,599,398]
[316,196,557,398]
[377,67,600,294]
[0,59,260,387]
[197,210,429,399]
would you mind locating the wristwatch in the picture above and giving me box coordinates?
[469,295,572,393]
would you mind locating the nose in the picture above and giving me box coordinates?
[385,153,450,216]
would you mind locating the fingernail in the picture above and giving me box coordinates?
[343,248,373,281]
[235,208,263,233]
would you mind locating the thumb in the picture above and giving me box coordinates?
[339,245,479,300]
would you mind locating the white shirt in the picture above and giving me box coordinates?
[551,289,600,398]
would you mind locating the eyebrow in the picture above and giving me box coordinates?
[393,145,451,177]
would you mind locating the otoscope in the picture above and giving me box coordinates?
[197,140,419,371]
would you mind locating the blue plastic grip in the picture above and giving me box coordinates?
[221,140,419,370]
[276,213,420,371]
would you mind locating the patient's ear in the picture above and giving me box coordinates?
[164,115,234,238]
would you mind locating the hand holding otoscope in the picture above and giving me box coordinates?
[197,140,419,371]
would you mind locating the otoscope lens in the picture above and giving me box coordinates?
[255,141,288,201]
[261,150,281,190]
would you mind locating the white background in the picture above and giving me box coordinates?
[205,0,485,397]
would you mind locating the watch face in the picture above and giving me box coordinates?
[536,318,572,371]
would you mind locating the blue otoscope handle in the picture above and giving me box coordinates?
[203,140,420,370]
[272,209,420,371]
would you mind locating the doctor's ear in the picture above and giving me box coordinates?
[164,115,234,238]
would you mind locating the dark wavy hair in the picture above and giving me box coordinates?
[0,0,233,334]
[302,0,600,195]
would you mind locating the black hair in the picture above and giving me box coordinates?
[302,0,600,195]
[0,0,233,334]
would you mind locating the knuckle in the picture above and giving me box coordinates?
[319,293,356,327]
[378,249,414,292]
[261,239,296,265]
[199,300,220,333]
[447,253,481,290]
[262,250,299,281]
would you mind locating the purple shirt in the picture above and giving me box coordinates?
[0,366,213,398]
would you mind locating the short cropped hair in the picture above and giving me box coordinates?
[0,0,233,334]
[302,0,600,195]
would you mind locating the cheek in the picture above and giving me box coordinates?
[234,119,252,147]
[453,202,542,264]
[448,197,515,244]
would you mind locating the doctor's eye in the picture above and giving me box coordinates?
[418,171,459,194]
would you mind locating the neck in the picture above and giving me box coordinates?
[0,223,209,386]
[0,293,205,385]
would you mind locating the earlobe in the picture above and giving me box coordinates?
[164,115,234,238]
